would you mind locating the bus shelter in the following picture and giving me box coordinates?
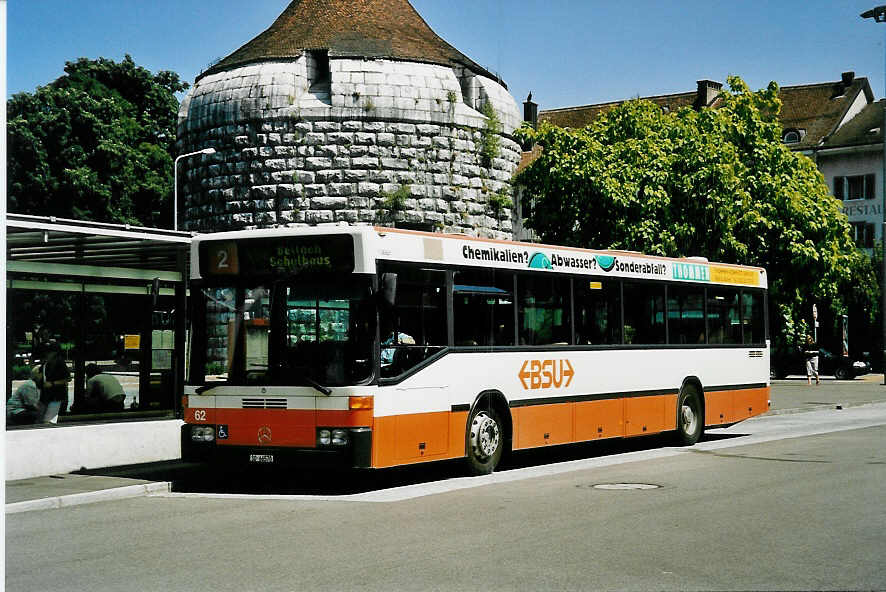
[6,214,192,422]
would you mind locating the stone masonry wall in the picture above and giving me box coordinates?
[177,57,522,238]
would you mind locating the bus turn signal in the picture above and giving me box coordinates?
[349,396,373,410]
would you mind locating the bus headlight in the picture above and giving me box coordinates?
[331,429,349,446]
[191,425,215,442]
[317,428,350,447]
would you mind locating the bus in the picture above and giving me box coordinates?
[182,226,769,475]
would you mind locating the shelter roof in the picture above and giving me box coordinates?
[5,214,191,274]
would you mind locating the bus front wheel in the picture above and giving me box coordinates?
[676,385,703,446]
[466,408,503,475]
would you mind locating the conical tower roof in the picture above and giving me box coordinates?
[200,0,498,82]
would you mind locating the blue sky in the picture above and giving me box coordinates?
[8,1,886,111]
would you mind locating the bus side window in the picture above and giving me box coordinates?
[518,274,570,345]
[668,286,706,344]
[379,264,447,377]
[574,279,621,345]
[453,269,515,347]
[623,281,665,345]
[742,291,765,345]
[708,289,741,344]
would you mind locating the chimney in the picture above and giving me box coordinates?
[524,92,538,128]
[841,71,855,86]
[695,79,723,109]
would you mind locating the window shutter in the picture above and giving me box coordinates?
[834,176,844,199]
[866,174,876,199]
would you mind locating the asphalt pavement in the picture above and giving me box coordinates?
[6,374,886,513]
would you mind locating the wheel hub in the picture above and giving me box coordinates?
[470,412,500,459]
[681,404,697,433]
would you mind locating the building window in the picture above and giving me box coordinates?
[834,174,876,200]
[783,130,801,144]
[850,222,875,248]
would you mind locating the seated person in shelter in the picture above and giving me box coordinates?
[6,365,45,425]
[83,364,126,412]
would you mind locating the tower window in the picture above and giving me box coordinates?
[307,49,330,88]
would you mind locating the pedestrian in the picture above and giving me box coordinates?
[41,342,71,420]
[6,365,45,425]
[83,363,126,412]
[803,334,820,385]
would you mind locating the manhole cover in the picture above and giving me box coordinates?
[590,483,661,490]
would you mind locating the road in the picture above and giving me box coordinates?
[6,382,886,591]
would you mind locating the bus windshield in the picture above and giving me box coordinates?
[194,277,375,388]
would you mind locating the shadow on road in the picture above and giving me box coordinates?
[75,431,747,497]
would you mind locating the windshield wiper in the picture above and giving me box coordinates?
[287,365,332,396]
[304,376,332,396]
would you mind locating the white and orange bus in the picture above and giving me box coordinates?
[182,226,769,474]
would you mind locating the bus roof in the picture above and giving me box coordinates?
[191,224,768,289]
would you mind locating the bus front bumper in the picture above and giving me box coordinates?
[181,425,372,469]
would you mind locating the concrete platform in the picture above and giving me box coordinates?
[5,418,183,480]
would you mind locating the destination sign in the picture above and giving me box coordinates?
[200,235,355,277]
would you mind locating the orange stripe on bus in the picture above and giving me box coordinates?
[705,387,769,426]
[372,411,468,469]
[513,394,677,449]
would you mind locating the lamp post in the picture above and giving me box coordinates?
[173,148,216,231]
[861,7,886,384]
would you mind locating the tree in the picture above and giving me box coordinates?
[7,55,188,227]
[515,76,877,348]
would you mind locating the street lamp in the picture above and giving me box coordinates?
[861,6,886,384]
[173,148,216,231]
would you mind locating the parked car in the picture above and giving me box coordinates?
[771,346,871,380]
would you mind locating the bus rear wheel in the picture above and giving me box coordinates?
[466,408,503,475]
[676,385,703,446]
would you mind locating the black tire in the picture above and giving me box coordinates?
[465,406,504,475]
[675,385,704,446]
[834,366,849,380]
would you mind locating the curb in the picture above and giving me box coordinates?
[764,399,886,416]
[5,481,171,514]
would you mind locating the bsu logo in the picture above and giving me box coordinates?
[518,359,575,390]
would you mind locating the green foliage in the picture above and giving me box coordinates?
[514,76,877,342]
[487,191,512,219]
[380,184,410,211]
[480,101,502,168]
[376,184,411,223]
[7,55,188,226]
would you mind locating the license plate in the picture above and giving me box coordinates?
[249,454,274,464]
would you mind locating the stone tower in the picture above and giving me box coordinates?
[176,0,522,238]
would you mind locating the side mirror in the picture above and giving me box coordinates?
[380,273,397,308]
